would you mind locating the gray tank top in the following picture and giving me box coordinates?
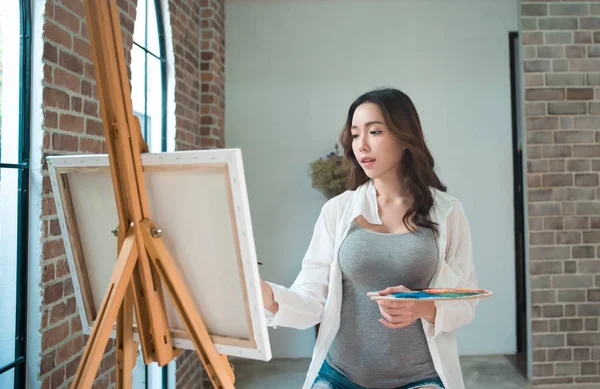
[326,221,440,388]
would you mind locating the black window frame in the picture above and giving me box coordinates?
[0,1,32,388]
[133,0,167,153]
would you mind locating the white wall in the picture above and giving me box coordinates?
[225,0,519,358]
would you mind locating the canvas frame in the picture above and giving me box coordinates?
[47,148,272,361]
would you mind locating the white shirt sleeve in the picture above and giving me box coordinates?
[263,200,337,330]
[424,199,480,341]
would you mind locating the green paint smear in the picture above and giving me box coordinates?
[391,291,481,299]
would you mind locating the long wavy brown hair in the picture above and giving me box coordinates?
[339,88,447,234]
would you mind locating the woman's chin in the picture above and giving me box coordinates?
[364,171,379,180]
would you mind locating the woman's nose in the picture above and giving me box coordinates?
[358,138,369,152]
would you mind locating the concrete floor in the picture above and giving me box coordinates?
[231,355,530,389]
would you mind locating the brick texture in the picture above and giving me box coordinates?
[523,1,600,386]
[39,1,137,388]
[171,0,225,151]
[176,350,209,388]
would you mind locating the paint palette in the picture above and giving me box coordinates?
[367,288,493,301]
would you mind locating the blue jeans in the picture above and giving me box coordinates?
[312,359,445,389]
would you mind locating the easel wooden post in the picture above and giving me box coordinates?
[70,1,236,388]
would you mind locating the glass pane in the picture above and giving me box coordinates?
[146,0,161,56]
[0,5,3,165]
[0,369,14,388]
[147,56,163,153]
[133,0,147,47]
[0,2,21,165]
[130,46,147,140]
[131,348,165,389]
[146,361,164,388]
[131,346,147,389]
[0,167,19,370]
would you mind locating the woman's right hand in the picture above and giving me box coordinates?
[260,278,279,314]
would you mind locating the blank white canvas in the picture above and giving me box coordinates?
[47,148,272,361]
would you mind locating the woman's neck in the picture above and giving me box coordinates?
[373,173,411,206]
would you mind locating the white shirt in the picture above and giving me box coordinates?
[265,179,479,389]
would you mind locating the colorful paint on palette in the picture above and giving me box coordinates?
[368,288,493,301]
[391,288,490,299]
[391,291,480,299]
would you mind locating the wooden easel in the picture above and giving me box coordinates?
[70,1,235,388]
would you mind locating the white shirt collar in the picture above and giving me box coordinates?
[349,179,453,226]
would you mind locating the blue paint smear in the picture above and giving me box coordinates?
[391,291,481,299]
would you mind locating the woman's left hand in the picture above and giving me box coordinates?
[374,285,436,329]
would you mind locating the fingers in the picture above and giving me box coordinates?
[379,318,412,329]
[378,285,412,295]
[377,300,415,328]
[373,286,418,329]
[377,300,413,309]
[379,306,411,315]
[378,304,412,324]
[379,309,393,323]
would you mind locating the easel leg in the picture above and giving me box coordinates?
[140,220,235,389]
[116,286,137,389]
[71,232,139,389]
[130,266,154,364]
[132,224,176,366]
[85,0,176,367]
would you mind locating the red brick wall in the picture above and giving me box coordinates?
[171,0,225,151]
[40,0,137,388]
[522,1,600,386]
[174,350,207,389]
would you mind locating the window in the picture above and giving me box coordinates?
[0,1,31,388]
[130,1,168,388]
[131,0,167,154]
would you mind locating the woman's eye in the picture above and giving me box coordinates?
[351,134,359,139]
[370,130,382,135]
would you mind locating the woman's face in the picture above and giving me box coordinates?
[350,102,405,181]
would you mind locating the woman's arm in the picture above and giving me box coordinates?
[424,199,479,340]
[260,200,337,330]
[261,279,279,314]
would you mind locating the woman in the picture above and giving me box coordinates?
[260,88,479,389]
